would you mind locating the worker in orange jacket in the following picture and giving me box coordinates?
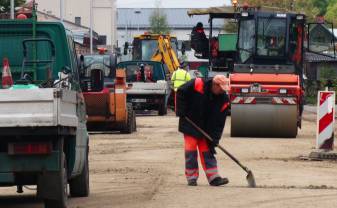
[176,75,230,186]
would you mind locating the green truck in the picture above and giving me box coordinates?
[0,16,89,208]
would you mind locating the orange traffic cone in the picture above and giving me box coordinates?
[2,58,14,89]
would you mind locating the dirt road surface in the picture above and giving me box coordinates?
[1,110,337,208]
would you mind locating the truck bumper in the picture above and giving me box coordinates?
[86,116,125,131]
[0,151,60,184]
[127,94,166,110]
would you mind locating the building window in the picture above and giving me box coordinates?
[75,17,81,25]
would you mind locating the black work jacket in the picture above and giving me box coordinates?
[176,78,229,145]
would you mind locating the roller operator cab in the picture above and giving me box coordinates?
[230,10,336,138]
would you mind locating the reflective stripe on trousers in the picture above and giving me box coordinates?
[184,134,220,182]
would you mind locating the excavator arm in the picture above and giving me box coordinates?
[151,35,180,74]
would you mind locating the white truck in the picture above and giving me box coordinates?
[117,61,170,115]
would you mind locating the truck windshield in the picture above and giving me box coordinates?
[122,63,165,83]
[257,17,287,57]
[238,19,255,63]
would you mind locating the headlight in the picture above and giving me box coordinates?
[296,15,304,20]
[241,88,249,93]
[241,12,249,17]
[280,89,287,94]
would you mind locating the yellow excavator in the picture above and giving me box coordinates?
[131,33,180,74]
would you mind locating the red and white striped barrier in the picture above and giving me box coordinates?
[317,91,335,150]
[272,97,297,105]
[232,96,256,104]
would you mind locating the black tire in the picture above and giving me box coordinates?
[69,148,90,197]
[132,109,137,132]
[44,154,68,208]
[158,97,167,116]
[121,103,134,134]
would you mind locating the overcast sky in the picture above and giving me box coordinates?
[117,0,231,8]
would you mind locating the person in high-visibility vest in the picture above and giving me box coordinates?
[171,68,191,91]
[171,66,191,111]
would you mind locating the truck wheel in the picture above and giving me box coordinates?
[158,98,167,116]
[44,155,68,208]
[69,149,90,197]
[121,103,133,134]
[132,109,137,132]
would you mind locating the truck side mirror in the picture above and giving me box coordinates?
[79,55,85,77]
[124,42,129,55]
[140,64,145,82]
[80,54,84,63]
[182,41,191,51]
[62,66,72,75]
[181,42,186,55]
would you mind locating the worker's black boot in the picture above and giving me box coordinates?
[209,177,229,186]
[187,179,197,186]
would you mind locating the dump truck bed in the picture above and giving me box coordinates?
[0,88,78,128]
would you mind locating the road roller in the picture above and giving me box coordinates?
[229,10,308,138]
[229,9,337,137]
[188,6,336,137]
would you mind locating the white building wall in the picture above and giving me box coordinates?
[33,0,117,46]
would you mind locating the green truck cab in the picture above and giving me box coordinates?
[0,18,89,208]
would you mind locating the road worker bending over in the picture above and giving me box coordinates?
[176,75,230,186]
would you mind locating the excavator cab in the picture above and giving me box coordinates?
[131,33,180,74]
[132,34,179,61]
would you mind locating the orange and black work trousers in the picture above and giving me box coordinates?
[184,134,220,183]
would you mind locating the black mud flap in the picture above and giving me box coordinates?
[37,171,63,200]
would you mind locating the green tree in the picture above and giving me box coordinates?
[149,9,170,34]
[326,3,337,25]
[311,0,329,15]
[238,0,294,10]
[294,0,320,21]
[0,0,25,13]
